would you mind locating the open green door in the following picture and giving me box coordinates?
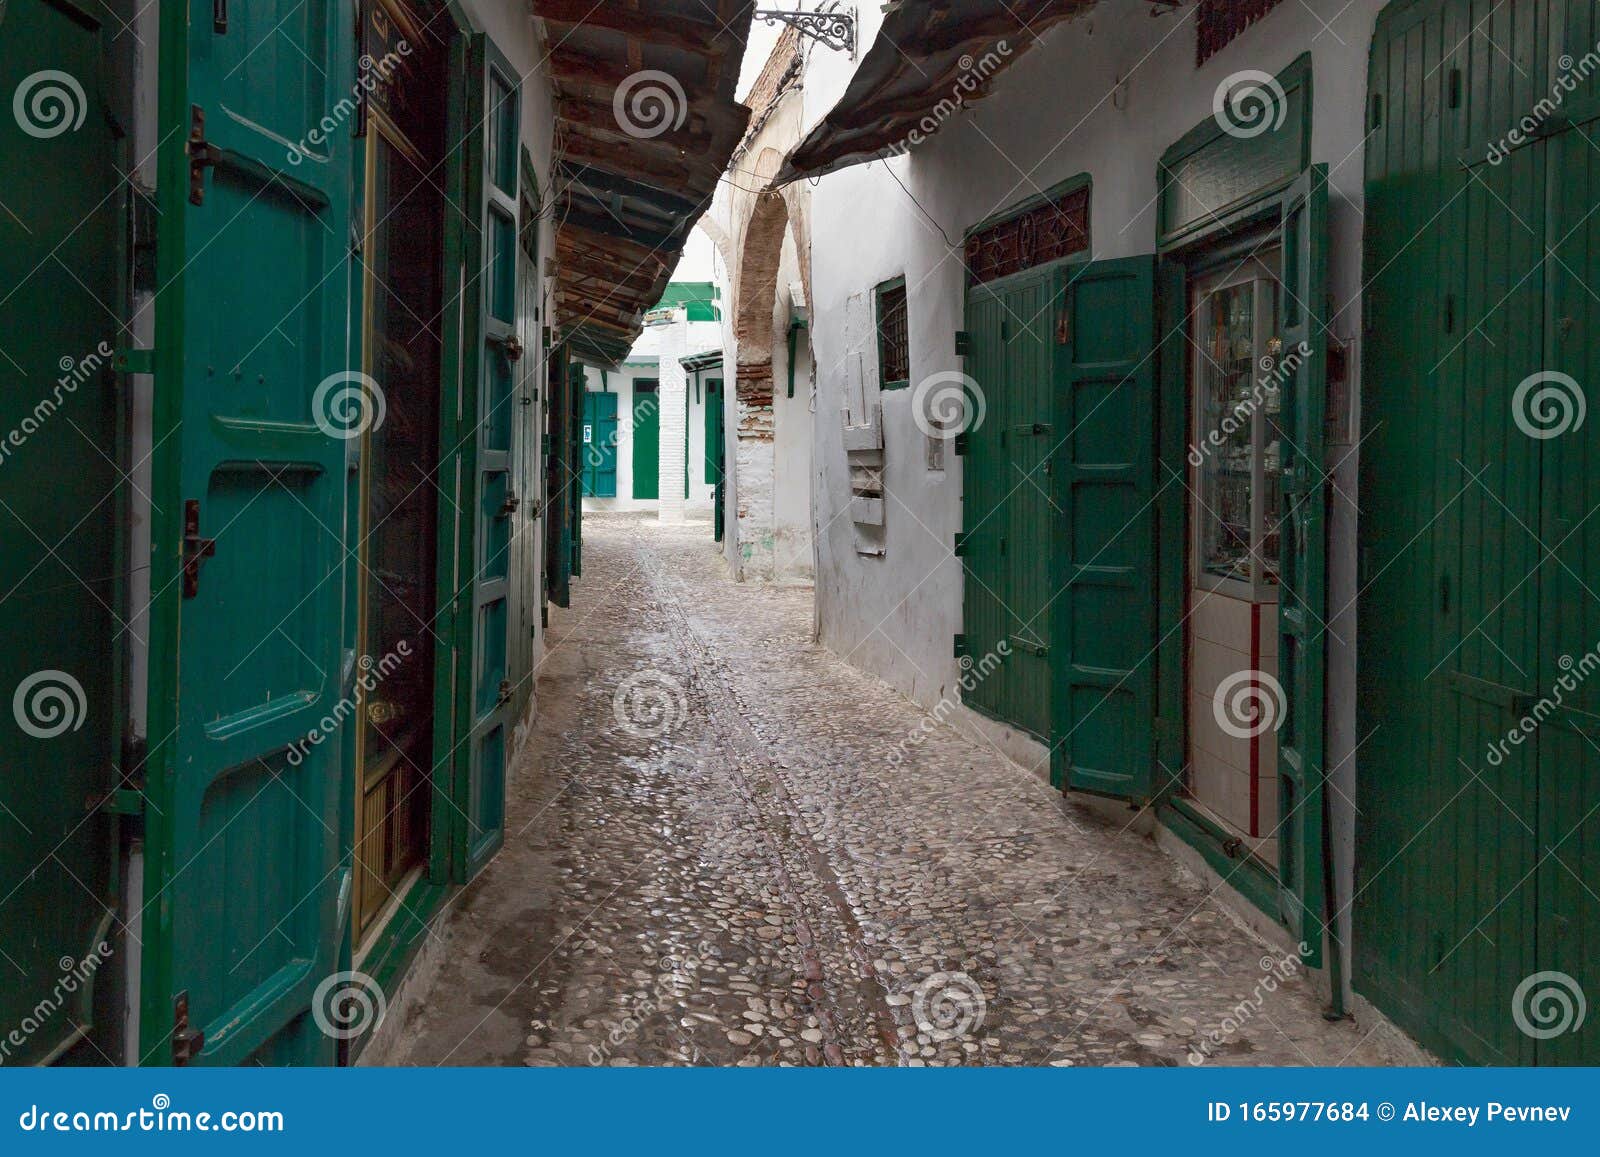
[435,32,521,884]
[145,1,356,1065]
[1050,256,1159,800]
[1275,166,1329,965]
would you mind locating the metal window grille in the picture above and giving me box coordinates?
[1196,0,1286,66]
[877,282,909,385]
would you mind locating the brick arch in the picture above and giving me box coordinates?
[732,187,789,406]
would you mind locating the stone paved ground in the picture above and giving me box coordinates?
[388,512,1418,1067]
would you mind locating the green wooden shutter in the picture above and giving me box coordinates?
[434,32,521,884]
[145,0,356,1065]
[1275,165,1329,966]
[0,0,122,1066]
[1050,256,1159,800]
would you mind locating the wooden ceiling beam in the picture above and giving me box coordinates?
[532,1,728,55]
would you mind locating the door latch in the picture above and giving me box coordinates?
[182,499,216,598]
[188,106,219,205]
[172,991,205,1065]
[498,491,521,517]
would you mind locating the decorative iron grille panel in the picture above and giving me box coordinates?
[964,186,1089,287]
[1197,0,1286,65]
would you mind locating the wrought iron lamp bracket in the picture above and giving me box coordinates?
[755,5,855,57]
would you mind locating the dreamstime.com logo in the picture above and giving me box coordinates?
[312,370,387,440]
[288,43,412,163]
[911,371,986,441]
[886,42,1013,154]
[887,642,1011,767]
[1188,945,1307,1064]
[1189,341,1310,468]
[1484,642,1600,768]
[12,670,86,739]
[613,669,689,739]
[312,970,386,1041]
[909,970,986,1039]
[1512,371,1586,440]
[286,642,411,767]
[0,942,113,1065]
[1512,971,1587,1040]
[12,70,86,138]
[1212,669,1286,740]
[1213,70,1287,140]
[612,70,687,139]
[1487,41,1600,165]
[0,341,115,469]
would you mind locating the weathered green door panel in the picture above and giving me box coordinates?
[569,357,584,578]
[544,348,574,608]
[582,391,619,497]
[632,380,661,500]
[0,0,122,1066]
[1357,0,1551,1065]
[146,0,355,1065]
[1534,0,1600,1066]
[1050,257,1158,799]
[707,378,726,541]
[1274,166,1329,967]
[433,31,521,885]
[961,270,1053,739]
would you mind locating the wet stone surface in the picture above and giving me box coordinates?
[389,513,1416,1068]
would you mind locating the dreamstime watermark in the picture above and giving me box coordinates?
[1484,641,1600,768]
[1213,70,1287,140]
[911,371,986,441]
[612,70,687,139]
[311,970,386,1041]
[17,1095,283,1134]
[312,370,387,440]
[288,43,412,164]
[12,670,87,740]
[1511,370,1586,440]
[1487,42,1600,165]
[1188,341,1309,468]
[613,669,689,739]
[887,42,1013,153]
[13,70,86,139]
[1512,971,1587,1040]
[0,942,113,1065]
[909,970,986,1039]
[1187,944,1307,1064]
[887,641,1011,767]
[285,641,411,767]
[1212,669,1286,740]
[0,341,114,469]
[587,941,720,1065]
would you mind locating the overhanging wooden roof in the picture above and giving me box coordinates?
[534,1,754,366]
[779,1,1152,183]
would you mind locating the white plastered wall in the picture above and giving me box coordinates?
[804,0,1388,1000]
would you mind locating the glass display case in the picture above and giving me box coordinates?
[1193,269,1283,600]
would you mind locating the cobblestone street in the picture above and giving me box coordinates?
[389,513,1416,1068]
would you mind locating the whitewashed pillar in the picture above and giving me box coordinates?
[657,310,689,524]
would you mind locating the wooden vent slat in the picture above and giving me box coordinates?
[1196,0,1287,66]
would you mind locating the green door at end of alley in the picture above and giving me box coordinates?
[632,380,660,500]
[583,390,618,497]
[144,1,357,1066]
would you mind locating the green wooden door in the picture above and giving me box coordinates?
[545,347,575,608]
[1359,0,1598,1064]
[707,378,725,540]
[0,0,122,1066]
[961,269,1053,739]
[145,0,356,1065]
[1275,166,1329,965]
[1049,257,1158,800]
[583,391,618,497]
[632,379,660,500]
[434,32,521,884]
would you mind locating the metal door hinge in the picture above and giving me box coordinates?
[172,991,205,1065]
[953,634,968,659]
[129,184,159,295]
[497,679,513,706]
[953,532,970,557]
[115,348,155,375]
[188,106,218,205]
[499,491,521,517]
[182,499,216,598]
[954,331,971,357]
[953,431,968,456]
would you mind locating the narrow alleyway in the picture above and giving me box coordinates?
[389,513,1415,1068]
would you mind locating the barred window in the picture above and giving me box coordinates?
[1197,0,1286,66]
[875,277,909,388]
